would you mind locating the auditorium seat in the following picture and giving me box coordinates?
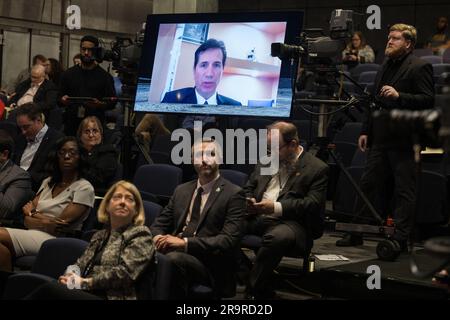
[4,238,88,299]
[133,164,183,205]
[421,55,443,65]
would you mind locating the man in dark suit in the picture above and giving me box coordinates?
[0,131,33,221]
[241,121,328,299]
[150,139,244,299]
[8,64,58,122]
[161,38,241,129]
[13,103,64,191]
[336,24,435,248]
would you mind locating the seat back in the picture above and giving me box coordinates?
[143,200,163,227]
[225,161,256,177]
[133,164,183,200]
[432,63,450,80]
[220,169,248,187]
[358,71,378,84]
[31,238,89,278]
[333,122,362,143]
[413,48,433,57]
[350,63,381,79]
[421,55,443,65]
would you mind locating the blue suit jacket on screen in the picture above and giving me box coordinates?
[161,87,241,106]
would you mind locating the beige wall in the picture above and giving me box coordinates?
[148,24,177,102]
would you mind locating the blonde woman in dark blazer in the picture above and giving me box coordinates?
[25,180,155,300]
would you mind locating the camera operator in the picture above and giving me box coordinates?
[59,35,116,136]
[336,24,435,249]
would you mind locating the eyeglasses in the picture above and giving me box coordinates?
[83,129,100,136]
[58,149,79,157]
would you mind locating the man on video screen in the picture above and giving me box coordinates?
[161,38,241,129]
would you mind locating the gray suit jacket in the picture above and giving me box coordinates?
[0,160,34,220]
[150,176,244,297]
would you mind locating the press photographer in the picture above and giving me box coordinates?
[335,23,435,249]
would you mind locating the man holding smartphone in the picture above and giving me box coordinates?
[241,121,328,299]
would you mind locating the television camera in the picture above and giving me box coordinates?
[271,9,353,64]
[95,25,150,178]
[96,24,146,98]
[271,9,353,98]
[271,9,359,145]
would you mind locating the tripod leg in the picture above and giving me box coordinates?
[133,134,153,165]
[329,149,384,225]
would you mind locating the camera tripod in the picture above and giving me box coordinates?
[119,100,154,179]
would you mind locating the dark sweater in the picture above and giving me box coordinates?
[81,143,118,195]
